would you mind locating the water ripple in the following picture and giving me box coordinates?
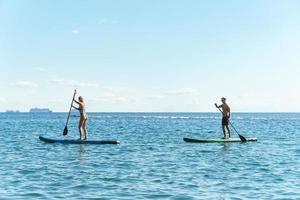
[0,113,299,199]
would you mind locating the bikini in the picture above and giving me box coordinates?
[79,106,87,119]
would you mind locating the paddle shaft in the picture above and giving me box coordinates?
[65,90,76,127]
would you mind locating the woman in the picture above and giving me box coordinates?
[72,94,88,140]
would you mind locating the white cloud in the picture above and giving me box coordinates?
[113,97,129,102]
[100,92,127,101]
[166,88,197,95]
[102,86,115,91]
[101,86,126,93]
[91,94,130,104]
[88,86,132,103]
[35,67,47,72]
[13,81,38,88]
[102,93,117,98]
[98,19,108,25]
[71,29,80,34]
[49,79,63,84]
[73,82,98,87]
[148,95,165,100]
[0,97,7,103]
[49,79,98,87]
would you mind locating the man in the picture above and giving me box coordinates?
[215,97,231,139]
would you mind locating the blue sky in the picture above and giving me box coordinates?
[0,0,299,112]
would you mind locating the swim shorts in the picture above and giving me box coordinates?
[222,116,229,126]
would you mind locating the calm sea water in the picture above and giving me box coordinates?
[0,112,299,200]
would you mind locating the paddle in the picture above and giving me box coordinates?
[216,107,247,142]
[63,90,77,136]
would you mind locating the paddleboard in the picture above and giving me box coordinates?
[183,137,257,143]
[39,136,120,144]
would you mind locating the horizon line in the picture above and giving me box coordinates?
[1,111,300,113]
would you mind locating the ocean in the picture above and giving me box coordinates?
[0,112,299,199]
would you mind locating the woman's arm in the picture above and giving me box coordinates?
[73,99,80,104]
[72,105,79,110]
[73,98,83,107]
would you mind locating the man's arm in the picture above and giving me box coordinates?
[214,103,222,108]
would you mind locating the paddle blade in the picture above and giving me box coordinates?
[63,126,68,136]
[239,134,247,142]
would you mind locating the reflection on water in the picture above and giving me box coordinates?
[78,145,86,158]
[219,143,232,152]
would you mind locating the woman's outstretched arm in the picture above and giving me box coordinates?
[72,105,79,110]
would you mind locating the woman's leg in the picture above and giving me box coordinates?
[83,118,88,140]
[78,118,83,140]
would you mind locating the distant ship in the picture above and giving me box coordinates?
[29,108,52,113]
[6,110,20,113]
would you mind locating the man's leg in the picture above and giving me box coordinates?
[226,125,231,138]
[222,125,226,138]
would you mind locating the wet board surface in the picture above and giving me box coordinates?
[39,135,120,144]
[183,137,257,143]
